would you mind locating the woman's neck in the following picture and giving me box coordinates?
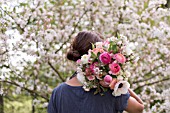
[66,76,83,86]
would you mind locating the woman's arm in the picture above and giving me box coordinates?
[125,89,144,113]
[128,89,144,104]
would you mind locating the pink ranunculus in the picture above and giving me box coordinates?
[87,75,95,81]
[104,75,113,85]
[113,53,126,64]
[89,64,95,73]
[99,52,111,64]
[109,63,121,75]
[85,68,91,76]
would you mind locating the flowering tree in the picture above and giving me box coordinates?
[0,0,170,112]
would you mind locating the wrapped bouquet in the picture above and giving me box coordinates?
[76,34,138,96]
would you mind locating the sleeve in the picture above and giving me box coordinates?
[47,89,58,113]
[115,92,130,113]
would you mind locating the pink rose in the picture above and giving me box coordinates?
[113,53,126,64]
[109,63,121,75]
[99,52,111,64]
[104,75,112,85]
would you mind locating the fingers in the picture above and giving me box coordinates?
[99,78,117,90]
[109,78,117,90]
[99,80,109,87]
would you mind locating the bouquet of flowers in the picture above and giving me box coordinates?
[76,34,138,96]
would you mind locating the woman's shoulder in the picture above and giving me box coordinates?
[52,83,67,93]
[52,82,83,93]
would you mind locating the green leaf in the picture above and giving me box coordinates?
[112,44,118,53]
[117,33,120,39]
[108,41,118,53]
[94,89,99,95]
[91,52,97,59]
[100,86,108,92]
[91,43,95,49]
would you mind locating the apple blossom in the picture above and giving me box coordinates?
[0,0,170,112]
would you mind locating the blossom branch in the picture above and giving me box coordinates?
[133,58,168,84]
[0,6,24,33]
[24,1,40,26]
[134,77,170,91]
[48,61,65,82]
[55,8,89,54]
[0,1,40,33]
[132,72,161,84]
[0,50,8,56]
[1,80,49,101]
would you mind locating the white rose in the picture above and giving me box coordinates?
[81,54,90,64]
[95,42,103,48]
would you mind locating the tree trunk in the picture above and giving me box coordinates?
[166,0,170,8]
[0,82,4,113]
[32,96,35,113]
[0,95,4,113]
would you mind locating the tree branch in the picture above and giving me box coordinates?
[0,1,40,33]
[48,61,65,82]
[0,50,8,56]
[133,72,162,84]
[165,0,170,8]
[1,80,49,101]
[134,77,170,91]
[0,6,24,33]
[55,8,89,54]
[133,63,165,84]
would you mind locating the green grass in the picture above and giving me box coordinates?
[4,95,47,113]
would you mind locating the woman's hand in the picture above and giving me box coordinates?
[99,78,117,89]
[109,79,117,90]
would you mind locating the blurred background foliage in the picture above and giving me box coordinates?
[0,0,170,113]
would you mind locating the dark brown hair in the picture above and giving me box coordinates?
[67,31,103,61]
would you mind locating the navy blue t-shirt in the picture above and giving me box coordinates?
[48,82,130,113]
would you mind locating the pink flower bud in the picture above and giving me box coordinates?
[104,75,113,85]
[76,59,81,64]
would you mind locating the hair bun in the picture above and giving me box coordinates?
[67,49,81,61]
